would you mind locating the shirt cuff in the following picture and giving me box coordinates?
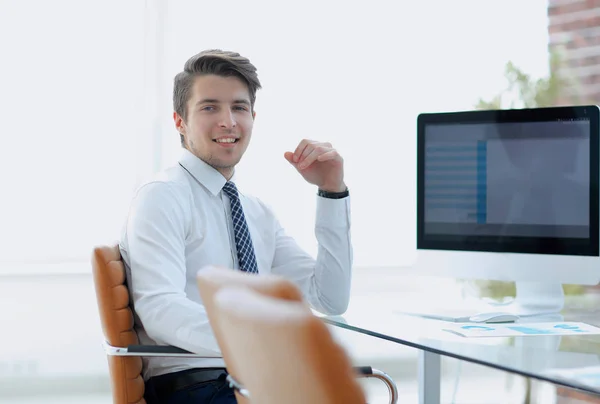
[315,195,351,227]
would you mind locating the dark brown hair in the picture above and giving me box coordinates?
[173,49,262,145]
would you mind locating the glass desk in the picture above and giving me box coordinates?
[321,295,600,404]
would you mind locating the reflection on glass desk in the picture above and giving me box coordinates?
[320,295,600,404]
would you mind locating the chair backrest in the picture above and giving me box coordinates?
[196,266,305,403]
[91,245,145,404]
[214,286,367,404]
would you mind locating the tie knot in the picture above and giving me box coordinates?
[222,181,239,199]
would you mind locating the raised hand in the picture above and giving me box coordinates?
[284,139,346,192]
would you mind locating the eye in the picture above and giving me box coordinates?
[233,105,249,112]
[201,106,216,112]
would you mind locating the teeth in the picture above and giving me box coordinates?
[216,138,236,143]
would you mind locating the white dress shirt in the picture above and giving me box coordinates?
[119,148,353,380]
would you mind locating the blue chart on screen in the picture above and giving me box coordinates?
[425,141,487,223]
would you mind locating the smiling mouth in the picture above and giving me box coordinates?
[213,138,239,144]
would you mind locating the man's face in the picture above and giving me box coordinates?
[175,74,255,179]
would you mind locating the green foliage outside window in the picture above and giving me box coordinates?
[475,49,587,110]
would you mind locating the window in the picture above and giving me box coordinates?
[0,0,146,273]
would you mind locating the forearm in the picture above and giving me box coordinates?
[309,196,353,314]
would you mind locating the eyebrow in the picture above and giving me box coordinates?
[196,98,251,106]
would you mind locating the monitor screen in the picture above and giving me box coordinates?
[417,106,599,256]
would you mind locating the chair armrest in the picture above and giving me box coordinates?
[103,341,211,358]
[226,374,251,399]
[354,366,398,404]
[354,366,373,375]
[227,365,398,404]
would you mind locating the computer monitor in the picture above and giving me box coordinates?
[414,105,600,316]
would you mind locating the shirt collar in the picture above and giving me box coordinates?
[178,148,237,196]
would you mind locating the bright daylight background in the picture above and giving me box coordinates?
[0,0,581,403]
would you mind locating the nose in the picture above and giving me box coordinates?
[218,109,236,129]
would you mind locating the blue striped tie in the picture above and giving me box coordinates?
[222,181,259,273]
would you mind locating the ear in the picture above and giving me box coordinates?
[252,110,257,121]
[173,111,186,134]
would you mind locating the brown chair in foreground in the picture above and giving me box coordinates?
[214,284,392,404]
[196,265,304,404]
[91,245,211,404]
[196,266,399,404]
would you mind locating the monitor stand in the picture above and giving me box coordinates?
[503,281,565,317]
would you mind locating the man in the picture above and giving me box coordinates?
[119,49,353,403]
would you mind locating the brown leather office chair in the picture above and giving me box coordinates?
[213,284,381,404]
[196,266,399,404]
[91,245,209,404]
[92,245,397,403]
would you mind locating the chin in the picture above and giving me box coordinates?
[212,157,242,170]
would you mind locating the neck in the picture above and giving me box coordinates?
[186,147,235,180]
[218,168,234,181]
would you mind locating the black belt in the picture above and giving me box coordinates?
[149,368,228,399]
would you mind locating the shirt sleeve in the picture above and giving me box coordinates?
[269,195,353,315]
[124,181,221,356]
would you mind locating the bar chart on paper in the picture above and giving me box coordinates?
[425,141,487,223]
[443,322,600,338]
